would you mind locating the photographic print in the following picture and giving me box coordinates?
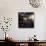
[18,12,34,28]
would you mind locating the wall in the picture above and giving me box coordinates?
[0,0,46,40]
